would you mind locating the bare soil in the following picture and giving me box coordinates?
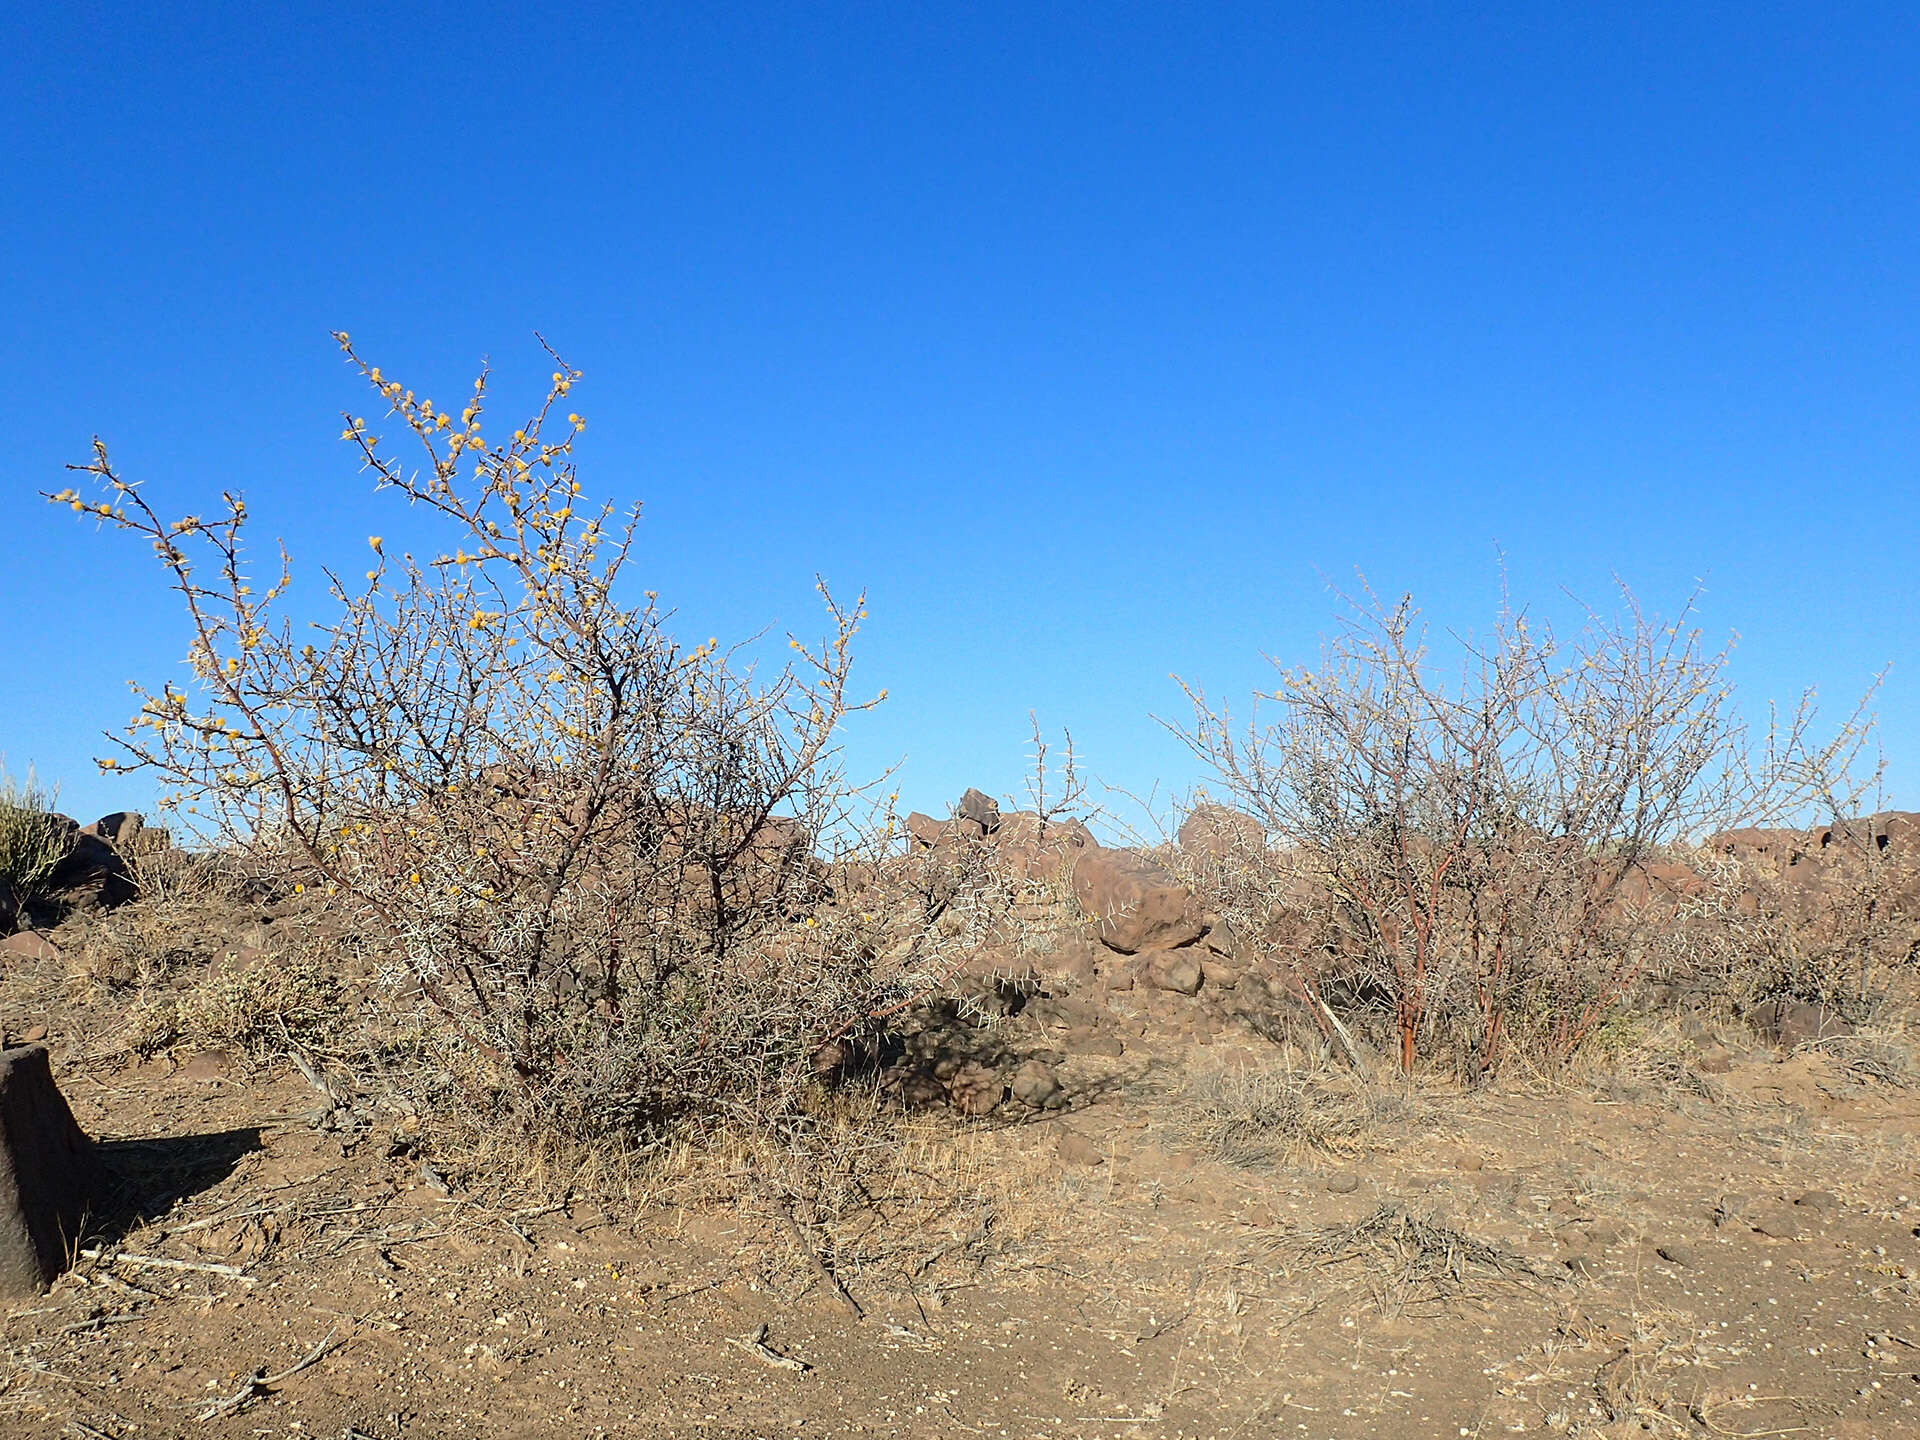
[2,953,1916,1440]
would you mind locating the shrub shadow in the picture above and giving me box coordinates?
[89,1126,265,1246]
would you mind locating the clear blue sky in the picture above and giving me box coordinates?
[4,3,1916,828]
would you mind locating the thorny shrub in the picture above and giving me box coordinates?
[51,335,954,1146]
[1173,580,1882,1079]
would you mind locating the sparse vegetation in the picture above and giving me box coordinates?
[1173,579,1887,1078]
[49,338,952,1151]
[22,337,1917,1440]
[0,767,65,930]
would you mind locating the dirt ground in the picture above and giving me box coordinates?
[2,952,1917,1440]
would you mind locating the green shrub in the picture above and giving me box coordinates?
[0,769,65,927]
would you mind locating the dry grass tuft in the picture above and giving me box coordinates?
[1172,1064,1377,1168]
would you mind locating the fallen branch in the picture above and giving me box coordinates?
[194,1327,341,1421]
[914,1218,993,1277]
[724,1323,810,1373]
[78,1248,255,1286]
[764,1192,864,1322]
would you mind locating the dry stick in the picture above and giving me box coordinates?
[913,1218,992,1277]
[194,1328,341,1422]
[762,1190,864,1322]
[77,1248,255,1285]
[724,1323,811,1373]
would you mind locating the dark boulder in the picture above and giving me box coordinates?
[0,1046,104,1296]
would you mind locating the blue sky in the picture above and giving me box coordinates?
[3,3,1916,828]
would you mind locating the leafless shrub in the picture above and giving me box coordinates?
[1692,826,1917,1024]
[1173,577,1878,1078]
[51,335,952,1147]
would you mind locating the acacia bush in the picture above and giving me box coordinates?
[1174,582,1878,1078]
[52,335,948,1144]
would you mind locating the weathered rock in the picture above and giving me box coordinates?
[1198,915,1244,963]
[1,932,61,964]
[993,811,1097,882]
[1056,1130,1104,1167]
[40,818,138,915]
[1325,1172,1361,1195]
[1794,1189,1841,1212]
[1197,958,1241,990]
[1756,997,1855,1049]
[1136,948,1204,996]
[892,1068,947,1110]
[1071,849,1204,954]
[1753,1213,1801,1240]
[1176,803,1265,860]
[955,788,1001,833]
[1065,1028,1125,1058]
[946,1063,1005,1117]
[1008,1059,1064,1110]
[1656,1242,1695,1267]
[0,1046,103,1296]
[1033,941,1100,987]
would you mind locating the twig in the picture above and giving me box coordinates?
[660,1276,727,1305]
[78,1249,254,1285]
[914,1218,993,1276]
[61,1312,145,1336]
[724,1323,811,1373]
[764,1192,864,1321]
[194,1328,341,1421]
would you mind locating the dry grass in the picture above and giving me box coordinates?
[1169,1063,1378,1168]
[0,768,65,923]
[1275,1201,1565,1315]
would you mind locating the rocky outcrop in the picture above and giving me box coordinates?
[904,789,1255,1004]
[1069,847,1206,954]
[3,810,168,935]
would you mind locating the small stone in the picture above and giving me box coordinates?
[1325,1172,1361,1195]
[1753,1214,1801,1240]
[1696,1044,1734,1075]
[1454,1154,1485,1172]
[1008,1059,1064,1110]
[1056,1131,1103,1167]
[946,1063,1005,1117]
[1656,1243,1695,1267]
[1067,1029,1125,1058]
[15,1026,46,1046]
[1,933,60,964]
[1136,949,1204,996]
[1564,1254,1601,1279]
[894,1069,946,1109]
[1793,1190,1840,1212]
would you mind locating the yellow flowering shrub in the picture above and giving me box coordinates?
[51,335,939,1143]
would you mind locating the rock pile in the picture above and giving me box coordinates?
[901,790,1255,999]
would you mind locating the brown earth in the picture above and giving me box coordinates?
[0,938,1915,1440]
